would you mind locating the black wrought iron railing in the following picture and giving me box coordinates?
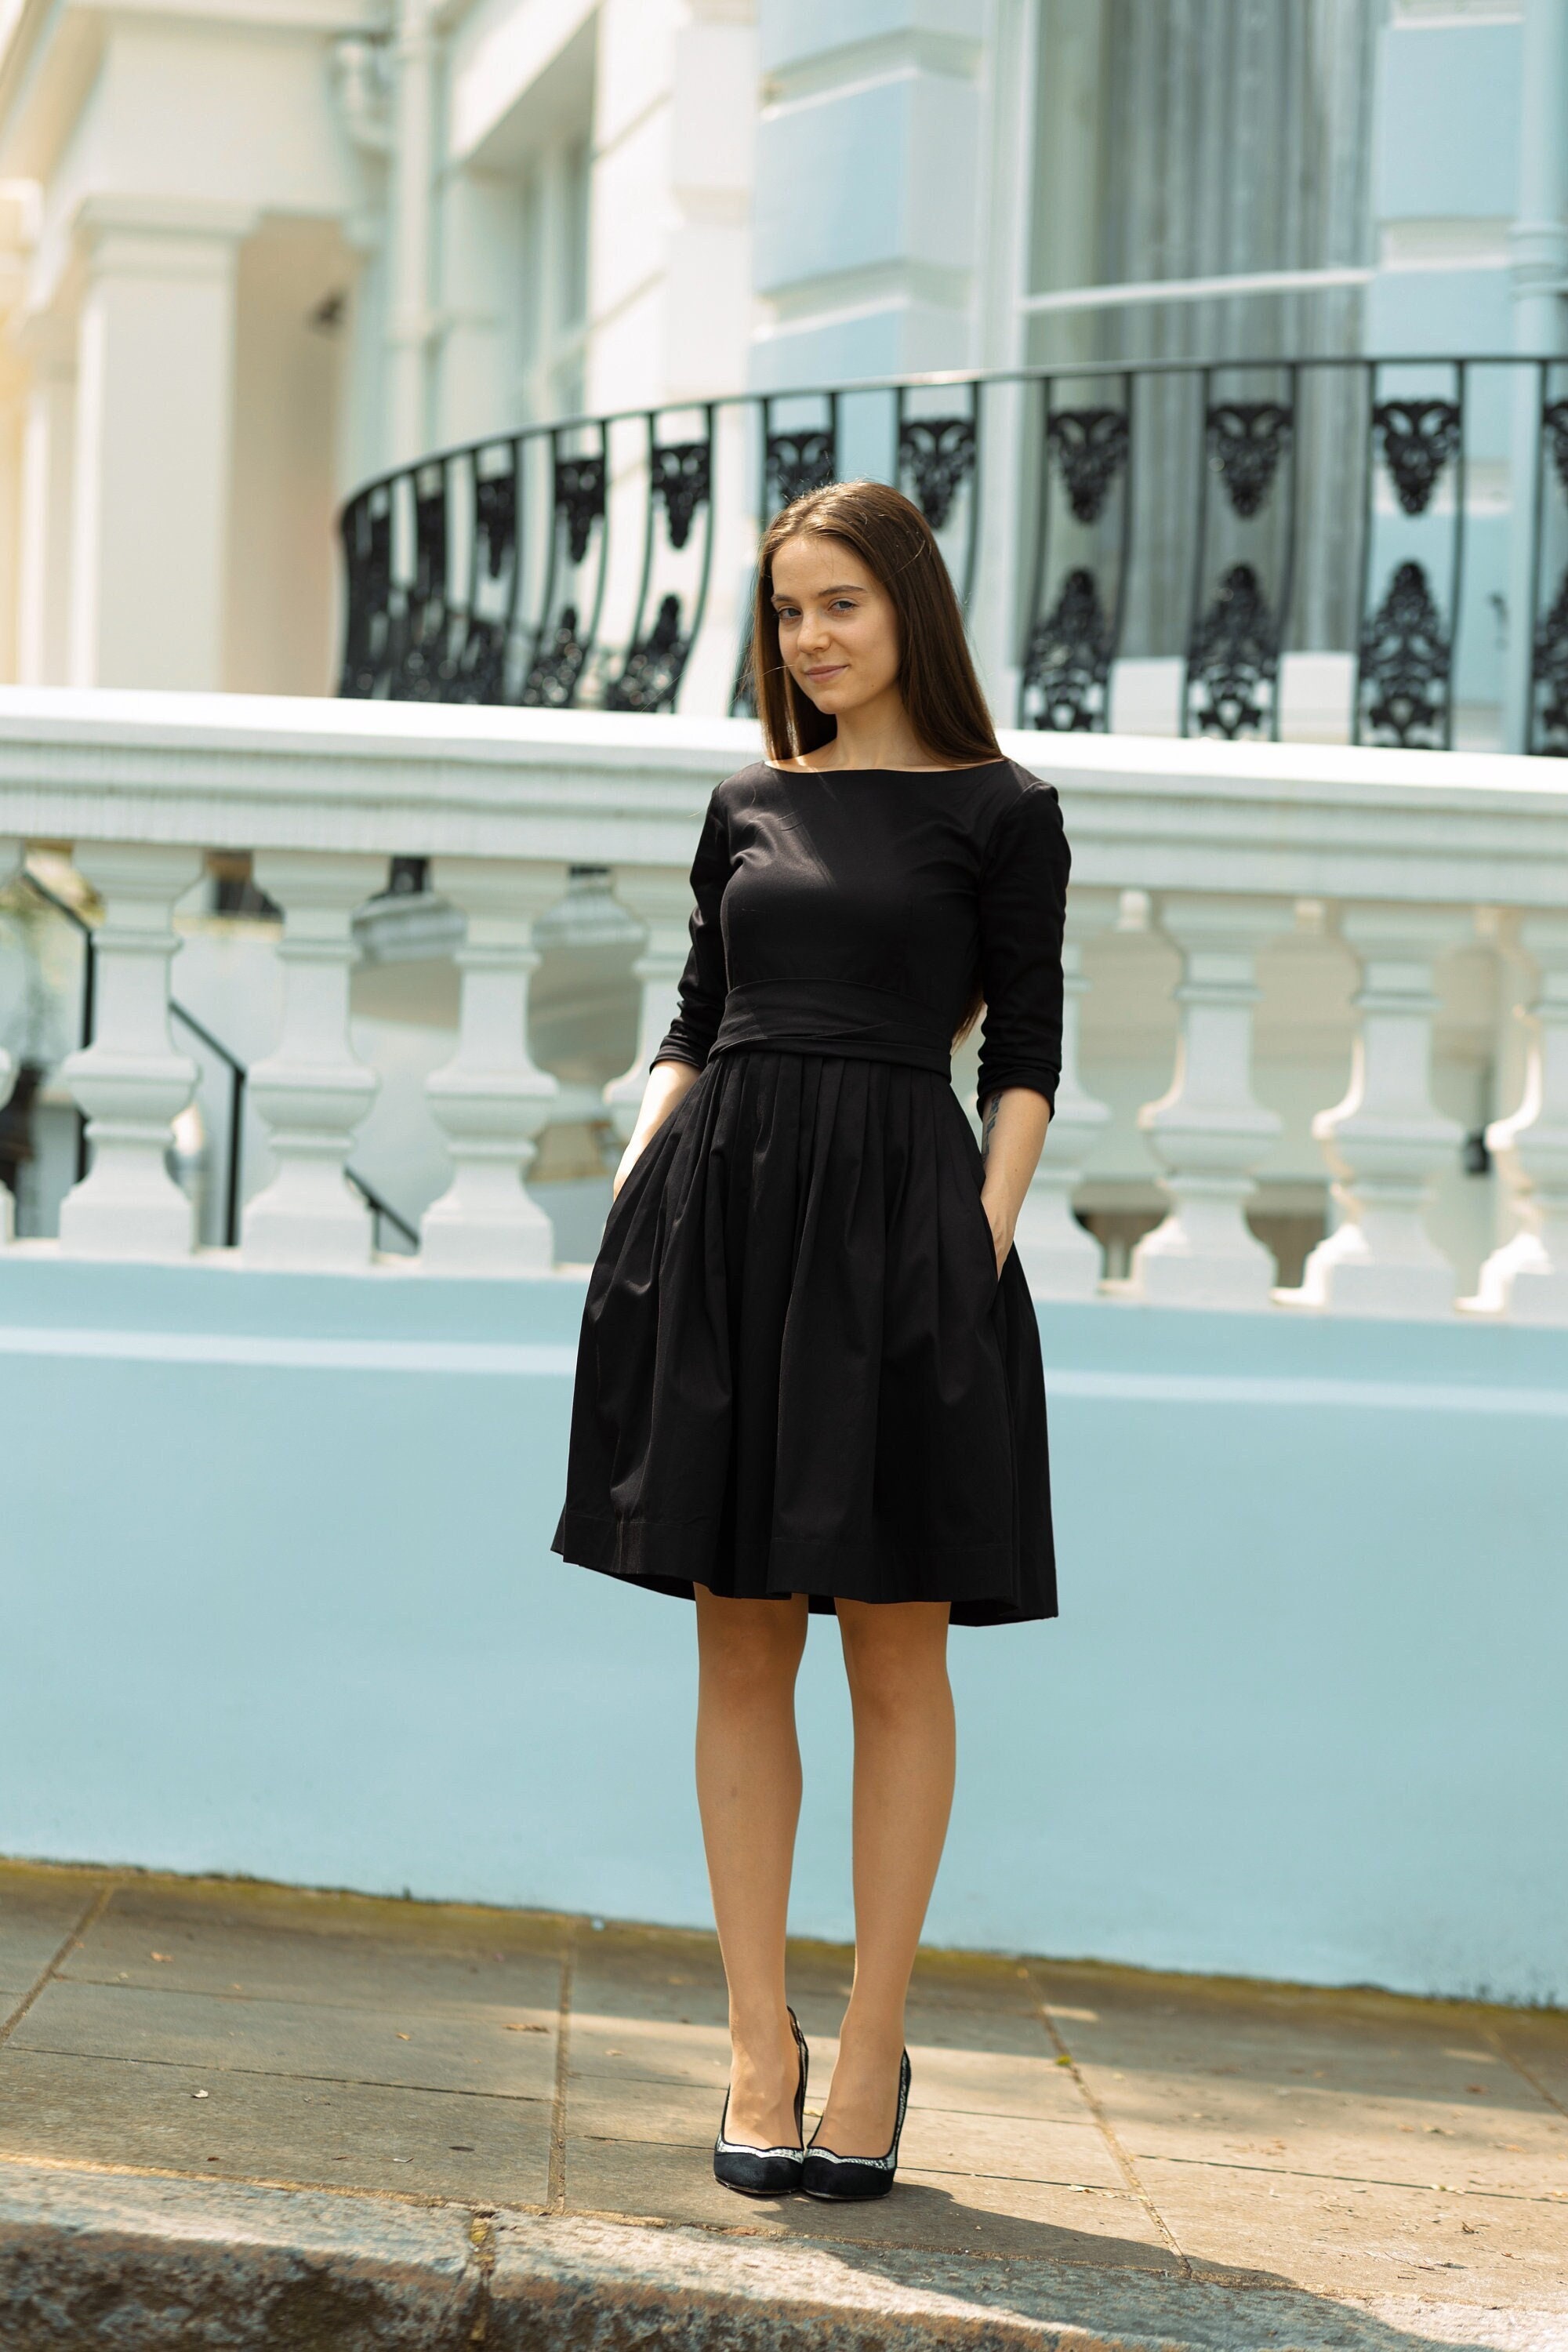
[20,871,419,1252]
[338,355,1568,755]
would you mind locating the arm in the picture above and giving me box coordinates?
[612,790,730,1197]
[974,783,1071,1271]
[612,1060,701,1197]
[978,1086,1051,1274]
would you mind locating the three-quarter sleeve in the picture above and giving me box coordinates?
[975,783,1070,1115]
[652,790,731,1071]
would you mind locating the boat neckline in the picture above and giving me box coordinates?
[760,758,1014,777]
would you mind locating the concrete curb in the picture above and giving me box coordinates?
[1,2162,1562,2352]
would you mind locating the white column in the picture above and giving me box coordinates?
[1127,897,1289,1310]
[420,858,563,1276]
[387,0,438,466]
[604,869,697,1145]
[15,313,76,686]
[241,852,386,1270]
[1472,913,1568,1323]
[1013,886,1116,1300]
[0,837,16,1245]
[70,199,254,689]
[1504,0,1568,745]
[1296,905,1468,1319]
[56,843,204,1261]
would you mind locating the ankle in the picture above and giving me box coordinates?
[835,2004,906,2065]
[728,2004,794,2063]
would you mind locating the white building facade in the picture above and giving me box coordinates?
[0,2,1562,714]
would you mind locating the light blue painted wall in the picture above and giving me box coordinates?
[1372,20,1521,225]
[759,1,975,76]
[753,77,912,295]
[2,1257,1564,2005]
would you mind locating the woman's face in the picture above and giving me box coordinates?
[770,535,901,718]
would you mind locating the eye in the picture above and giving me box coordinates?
[829,598,857,613]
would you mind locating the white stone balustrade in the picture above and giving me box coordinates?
[420,857,563,1276]
[57,842,205,1260]
[0,696,1564,1320]
[604,868,699,1143]
[1473,913,1568,1322]
[241,851,387,1270]
[1013,886,1116,1300]
[1294,906,1469,1320]
[1129,896,1290,1310]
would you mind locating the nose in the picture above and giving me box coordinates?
[797,605,831,652]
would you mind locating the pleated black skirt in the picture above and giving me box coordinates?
[551,1049,1057,1626]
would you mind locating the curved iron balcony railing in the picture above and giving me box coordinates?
[338,356,1568,754]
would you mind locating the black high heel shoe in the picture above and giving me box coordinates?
[712,2008,809,2197]
[800,2048,911,2201]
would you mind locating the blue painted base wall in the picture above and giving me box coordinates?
[2,1256,1563,2005]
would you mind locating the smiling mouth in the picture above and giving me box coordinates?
[805,664,847,681]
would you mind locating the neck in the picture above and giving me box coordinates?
[815,688,928,771]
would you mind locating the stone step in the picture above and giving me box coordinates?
[1,2161,1558,2352]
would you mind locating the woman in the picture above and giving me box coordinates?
[553,480,1069,2201]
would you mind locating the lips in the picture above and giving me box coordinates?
[805,665,847,682]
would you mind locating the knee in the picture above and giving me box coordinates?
[838,1612,949,1725]
[698,1603,804,1704]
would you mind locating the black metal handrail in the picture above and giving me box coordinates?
[20,871,418,1252]
[337,352,1568,756]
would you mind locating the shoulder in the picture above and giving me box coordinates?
[713,760,777,808]
[969,760,1066,859]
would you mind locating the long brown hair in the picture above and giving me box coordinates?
[744,479,1002,770]
[744,480,1000,1046]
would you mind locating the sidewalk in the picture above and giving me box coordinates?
[0,1860,1563,2349]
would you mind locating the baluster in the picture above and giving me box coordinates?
[56,843,204,1259]
[1296,904,1468,1317]
[604,869,697,1143]
[1128,897,1289,1309]
[420,858,563,1276]
[1012,887,1117,1299]
[1472,913,1568,1323]
[241,851,386,1269]
[0,838,16,1243]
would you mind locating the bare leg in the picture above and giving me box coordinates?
[695,1586,811,2146]
[817,1598,955,2155]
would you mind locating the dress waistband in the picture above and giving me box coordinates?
[710,979,953,1076]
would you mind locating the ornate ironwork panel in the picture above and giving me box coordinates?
[1374,400,1461,517]
[1206,401,1292,520]
[339,488,393,697]
[474,464,517,578]
[1046,408,1129,526]
[1359,559,1450,747]
[606,594,690,713]
[652,441,711,550]
[555,455,606,564]
[1185,563,1279,740]
[1530,568,1568,755]
[1022,569,1112,733]
[898,416,976,531]
[765,428,836,513]
[393,467,452,700]
[522,604,588,709]
[1543,398,1568,503]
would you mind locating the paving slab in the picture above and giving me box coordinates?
[2,1860,1566,2349]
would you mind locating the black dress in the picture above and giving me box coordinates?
[551,757,1069,1627]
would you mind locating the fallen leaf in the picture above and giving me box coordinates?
[504,2023,547,2034]
[1054,2056,1072,2067]
[151,1954,172,1963]
[449,2143,475,2152]
[192,2091,209,2101]
[395,2032,411,2041]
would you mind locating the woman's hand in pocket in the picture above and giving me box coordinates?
[612,1060,701,1199]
